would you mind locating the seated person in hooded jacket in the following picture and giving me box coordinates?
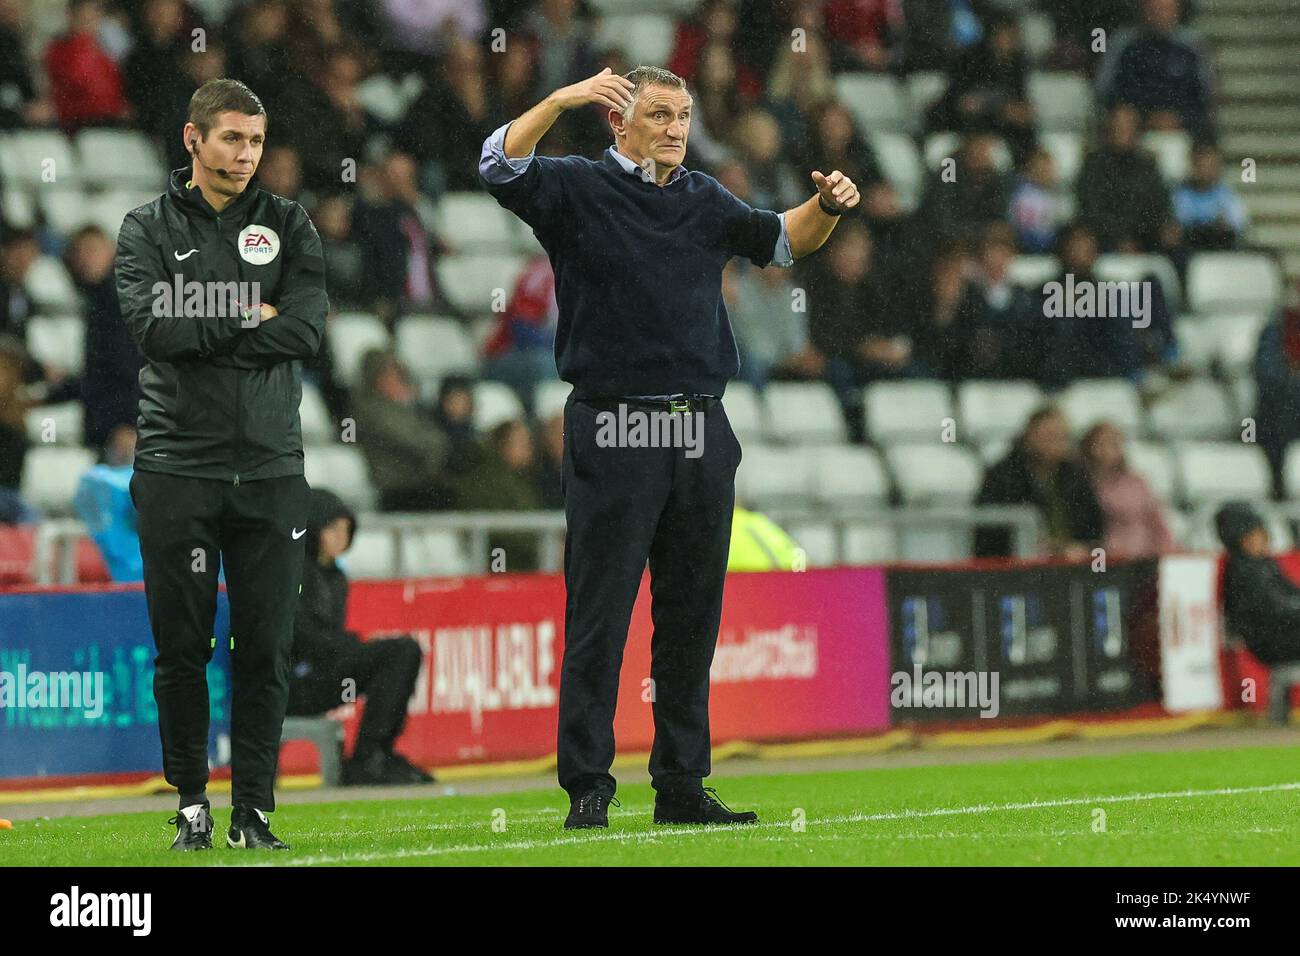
[287,487,434,785]
[1217,501,1300,667]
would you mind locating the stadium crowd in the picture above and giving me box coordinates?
[0,0,1289,574]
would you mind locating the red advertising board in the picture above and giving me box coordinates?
[279,567,891,773]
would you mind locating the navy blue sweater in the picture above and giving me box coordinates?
[479,142,784,399]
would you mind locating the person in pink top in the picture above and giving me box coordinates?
[1081,421,1178,558]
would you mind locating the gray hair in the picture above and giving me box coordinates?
[621,65,692,122]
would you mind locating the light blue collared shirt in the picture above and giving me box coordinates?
[479,121,795,270]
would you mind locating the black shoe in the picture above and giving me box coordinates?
[384,751,435,784]
[342,750,393,786]
[654,787,758,825]
[168,803,213,851]
[563,790,621,830]
[227,806,290,850]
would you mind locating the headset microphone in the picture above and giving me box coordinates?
[190,138,230,178]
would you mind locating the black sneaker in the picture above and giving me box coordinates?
[383,751,436,784]
[227,806,290,850]
[168,803,213,851]
[563,790,621,830]
[654,787,758,825]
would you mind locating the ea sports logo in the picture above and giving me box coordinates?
[238,224,280,265]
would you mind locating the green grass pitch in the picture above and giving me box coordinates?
[5,745,1298,866]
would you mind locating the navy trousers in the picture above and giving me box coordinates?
[556,396,741,799]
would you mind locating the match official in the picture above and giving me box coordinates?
[114,78,329,850]
[479,66,859,829]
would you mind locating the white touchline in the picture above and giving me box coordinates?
[226,781,1300,867]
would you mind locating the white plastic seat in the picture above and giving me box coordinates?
[924,131,1012,172]
[39,189,95,234]
[21,446,96,515]
[869,132,923,209]
[533,380,572,421]
[395,315,478,383]
[1028,72,1094,131]
[1279,442,1300,500]
[905,71,947,115]
[884,443,983,505]
[809,445,890,512]
[436,254,527,315]
[327,312,391,387]
[1094,253,1182,313]
[864,380,953,445]
[434,193,517,251]
[721,382,766,444]
[1056,379,1142,436]
[1174,441,1271,506]
[89,189,158,240]
[24,402,84,446]
[735,444,814,510]
[836,73,913,133]
[341,527,399,580]
[23,257,79,311]
[303,445,376,511]
[592,14,675,64]
[956,380,1044,444]
[1210,313,1269,375]
[1039,131,1084,185]
[1126,440,1178,502]
[1007,254,1060,289]
[843,522,899,564]
[762,382,847,444]
[1147,379,1235,440]
[400,528,471,576]
[1141,130,1192,184]
[23,315,85,374]
[473,380,526,432]
[1187,252,1283,315]
[299,381,335,445]
[75,129,166,190]
[782,519,837,568]
[0,130,79,187]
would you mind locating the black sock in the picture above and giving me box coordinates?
[179,791,209,811]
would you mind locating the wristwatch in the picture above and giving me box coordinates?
[818,195,843,216]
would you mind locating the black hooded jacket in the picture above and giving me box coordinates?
[292,488,360,675]
[113,166,329,482]
[1218,502,1300,666]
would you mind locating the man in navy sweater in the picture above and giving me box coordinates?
[479,65,859,830]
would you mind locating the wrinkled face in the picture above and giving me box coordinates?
[185,110,265,196]
[614,84,691,176]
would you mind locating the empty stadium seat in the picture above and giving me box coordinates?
[299,381,335,445]
[1007,254,1059,289]
[1187,252,1283,315]
[735,444,814,511]
[433,193,517,251]
[24,315,84,374]
[868,132,923,209]
[843,522,899,564]
[473,380,526,432]
[592,14,675,64]
[0,130,80,187]
[1028,72,1094,130]
[1174,441,1271,506]
[1056,379,1142,436]
[24,402,83,446]
[905,71,947,115]
[1126,440,1178,502]
[39,188,96,234]
[1280,442,1300,500]
[1039,131,1084,185]
[303,446,376,511]
[924,131,1012,172]
[23,256,79,311]
[21,446,96,515]
[1141,130,1192,184]
[90,189,158,239]
[327,312,391,387]
[1020,11,1055,61]
[956,380,1044,443]
[809,445,891,512]
[884,444,983,504]
[341,527,399,579]
[1231,374,1257,422]
[400,528,471,576]
[436,253,527,314]
[762,382,847,444]
[864,380,954,445]
[1173,319,1215,372]
[1094,253,1182,312]
[835,73,913,133]
[1210,313,1269,375]
[75,129,166,189]
[1147,379,1235,440]
[395,315,478,383]
[720,382,766,443]
[781,519,837,568]
[532,380,572,421]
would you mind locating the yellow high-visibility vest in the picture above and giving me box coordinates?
[728,507,801,571]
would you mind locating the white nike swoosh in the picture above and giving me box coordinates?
[174,249,199,261]
[292,528,307,540]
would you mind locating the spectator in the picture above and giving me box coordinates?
[533,412,565,510]
[71,424,142,581]
[730,109,802,211]
[0,337,32,518]
[275,41,372,193]
[822,0,905,72]
[352,349,451,512]
[1173,141,1249,253]
[1217,501,1300,667]
[378,0,487,70]
[962,222,1044,379]
[692,39,758,148]
[482,254,561,414]
[1080,421,1177,558]
[0,229,76,401]
[1009,145,1064,254]
[44,0,131,131]
[725,260,824,389]
[669,0,763,99]
[1037,222,1143,389]
[974,405,1104,558]
[1251,294,1300,498]
[67,225,138,450]
[287,487,434,786]
[523,0,602,101]
[1044,0,1137,73]
[1096,0,1213,137]
[431,374,487,478]
[925,10,1034,165]
[912,245,980,381]
[728,505,802,571]
[0,0,55,128]
[224,0,292,114]
[313,194,366,311]
[1077,104,1178,253]
[255,145,304,204]
[762,25,835,153]
[919,132,1012,248]
[352,151,456,325]
[899,0,959,71]
[451,419,544,571]
[121,0,188,141]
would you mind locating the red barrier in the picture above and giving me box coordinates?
[279,567,892,773]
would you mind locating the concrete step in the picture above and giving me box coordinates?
[1199,16,1300,40]
[1216,46,1300,69]
[1220,105,1300,132]
[1244,194,1300,219]
[1203,0,1300,11]
[1221,74,1300,98]
[1248,223,1300,248]
[1222,133,1300,160]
